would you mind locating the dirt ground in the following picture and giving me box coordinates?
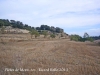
[0,37,100,75]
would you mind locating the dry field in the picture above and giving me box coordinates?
[0,35,100,75]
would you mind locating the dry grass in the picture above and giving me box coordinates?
[0,34,100,75]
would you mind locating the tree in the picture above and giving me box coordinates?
[10,20,16,24]
[56,27,63,33]
[36,27,40,30]
[12,24,17,28]
[83,33,94,42]
[34,31,40,38]
[50,34,56,38]
[40,25,50,30]
[70,34,94,42]
[24,24,28,28]
[45,25,50,30]
[83,32,89,38]
[29,30,40,39]
[98,42,100,46]
[40,25,45,30]
[3,19,10,26]
[29,30,35,39]
[87,37,94,42]
[0,21,4,27]
[0,19,66,35]
[0,26,5,34]
[56,27,61,33]
[70,35,82,41]
[42,31,48,38]
[50,26,56,32]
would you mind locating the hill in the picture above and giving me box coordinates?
[0,19,66,34]
[0,19,69,39]
[0,19,100,75]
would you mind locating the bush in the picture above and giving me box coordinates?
[87,37,94,42]
[41,31,48,38]
[29,29,40,39]
[98,42,100,46]
[50,34,56,38]
[70,35,94,42]
[0,26,5,34]
[70,35,81,41]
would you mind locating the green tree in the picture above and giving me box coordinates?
[70,35,82,41]
[98,42,100,46]
[29,30,40,39]
[29,30,35,39]
[50,34,56,38]
[83,32,89,38]
[42,31,48,38]
[40,25,50,30]
[0,21,4,27]
[87,37,94,42]
[34,31,40,38]
[0,26,5,34]
[83,33,94,42]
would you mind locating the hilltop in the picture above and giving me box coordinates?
[0,19,66,33]
[0,19,69,39]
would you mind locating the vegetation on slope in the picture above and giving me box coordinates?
[70,33,94,42]
[0,19,63,33]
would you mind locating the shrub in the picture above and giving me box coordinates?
[70,34,94,42]
[41,31,48,38]
[98,42,100,46]
[50,34,56,38]
[70,35,81,41]
[87,37,94,42]
[29,29,40,39]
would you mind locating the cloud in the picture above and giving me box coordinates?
[0,0,100,36]
[88,28,100,36]
[38,11,100,28]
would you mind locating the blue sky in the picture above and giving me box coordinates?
[0,0,100,36]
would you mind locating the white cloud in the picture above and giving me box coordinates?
[38,14,100,28]
[0,0,100,36]
[88,28,100,36]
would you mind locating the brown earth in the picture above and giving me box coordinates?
[0,35,100,75]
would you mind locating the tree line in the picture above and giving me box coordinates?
[0,19,59,39]
[70,33,95,42]
[0,19,63,33]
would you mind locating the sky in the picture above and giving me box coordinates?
[0,0,100,36]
